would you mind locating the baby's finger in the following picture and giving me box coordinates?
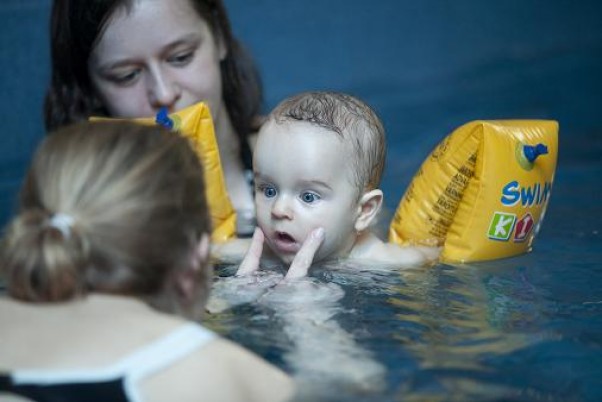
[236,227,264,276]
[285,227,325,280]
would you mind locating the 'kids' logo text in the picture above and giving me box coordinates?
[514,213,534,242]
[500,180,552,207]
[488,212,517,241]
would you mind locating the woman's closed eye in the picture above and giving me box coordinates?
[300,191,320,204]
[167,51,195,66]
[107,69,141,86]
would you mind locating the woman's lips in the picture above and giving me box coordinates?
[271,231,300,254]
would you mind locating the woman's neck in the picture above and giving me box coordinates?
[212,104,255,215]
[213,104,240,157]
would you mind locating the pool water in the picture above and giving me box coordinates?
[205,163,601,402]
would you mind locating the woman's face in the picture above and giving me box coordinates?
[88,0,226,120]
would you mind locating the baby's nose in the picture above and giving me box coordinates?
[271,196,293,220]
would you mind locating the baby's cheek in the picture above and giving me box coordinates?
[254,204,269,223]
[313,234,335,260]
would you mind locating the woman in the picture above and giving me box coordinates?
[45,0,262,236]
[0,121,293,402]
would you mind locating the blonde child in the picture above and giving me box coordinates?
[236,91,440,278]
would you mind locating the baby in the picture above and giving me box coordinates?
[236,91,439,278]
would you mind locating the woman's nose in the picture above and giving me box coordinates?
[271,196,293,220]
[147,67,181,110]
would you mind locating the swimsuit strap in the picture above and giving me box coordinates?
[12,323,216,402]
[120,323,216,401]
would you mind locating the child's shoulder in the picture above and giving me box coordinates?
[351,233,439,267]
[376,242,434,267]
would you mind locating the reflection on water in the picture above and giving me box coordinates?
[206,257,601,402]
[208,268,387,401]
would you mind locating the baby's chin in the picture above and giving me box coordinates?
[273,250,296,266]
[272,248,331,269]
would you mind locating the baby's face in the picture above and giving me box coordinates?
[253,120,361,265]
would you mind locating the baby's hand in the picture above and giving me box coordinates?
[284,228,325,280]
[235,227,265,276]
[235,227,325,279]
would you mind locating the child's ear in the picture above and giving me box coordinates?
[176,234,211,302]
[354,189,384,232]
[195,233,211,266]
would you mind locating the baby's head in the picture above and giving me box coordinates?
[254,91,386,264]
[271,91,386,193]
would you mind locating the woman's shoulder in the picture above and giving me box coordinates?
[141,330,294,402]
[0,295,190,367]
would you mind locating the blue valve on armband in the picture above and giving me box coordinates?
[155,107,174,130]
[523,143,548,163]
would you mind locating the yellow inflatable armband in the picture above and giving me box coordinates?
[91,102,236,242]
[389,120,558,263]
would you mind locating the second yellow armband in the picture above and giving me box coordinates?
[91,102,236,242]
[389,120,558,263]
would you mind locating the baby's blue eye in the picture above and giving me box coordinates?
[301,192,320,203]
[263,186,277,198]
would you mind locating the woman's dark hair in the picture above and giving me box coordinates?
[45,0,262,162]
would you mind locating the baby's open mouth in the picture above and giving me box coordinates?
[277,232,295,243]
[272,231,300,253]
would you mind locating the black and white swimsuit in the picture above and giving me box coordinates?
[0,323,216,402]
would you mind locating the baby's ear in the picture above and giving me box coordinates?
[355,189,384,232]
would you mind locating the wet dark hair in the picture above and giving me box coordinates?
[270,91,386,193]
[45,0,262,165]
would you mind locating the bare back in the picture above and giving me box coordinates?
[0,295,293,402]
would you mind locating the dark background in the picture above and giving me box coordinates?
[1,0,601,229]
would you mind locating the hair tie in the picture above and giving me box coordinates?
[48,213,75,238]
